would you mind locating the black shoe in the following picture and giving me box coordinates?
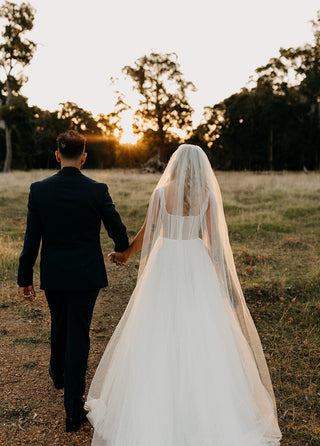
[49,365,64,390]
[65,408,88,432]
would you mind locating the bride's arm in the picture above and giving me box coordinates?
[110,216,148,265]
[110,189,161,266]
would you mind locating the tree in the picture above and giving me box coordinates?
[58,102,100,135]
[0,94,35,169]
[57,102,122,169]
[193,10,320,171]
[0,1,36,171]
[123,52,196,163]
[96,93,130,140]
[32,107,69,169]
[255,10,320,169]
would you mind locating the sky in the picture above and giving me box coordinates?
[4,0,320,141]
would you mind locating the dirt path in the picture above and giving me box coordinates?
[1,265,134,446]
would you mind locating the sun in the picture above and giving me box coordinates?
[119,110,139,144]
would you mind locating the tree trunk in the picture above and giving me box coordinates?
[317,99,320,170]
[158,143,167,164]
[3,79,13,172]
[3,125,12,172]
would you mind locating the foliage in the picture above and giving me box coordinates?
[192,10,320,171]
[0,1,36,172]
[0,98,154,170]
[123,52,196,162]
[0,1,36,73]
[1,9,320,170]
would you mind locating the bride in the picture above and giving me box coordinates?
[86,144,282,445]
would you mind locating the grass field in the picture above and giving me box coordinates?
[0,169,319,445]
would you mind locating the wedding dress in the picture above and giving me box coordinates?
[86,145,282,446]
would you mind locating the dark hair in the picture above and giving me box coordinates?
[56,130,86,159]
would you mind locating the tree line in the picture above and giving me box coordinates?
[191,12,320,171]
[0,1,319,171]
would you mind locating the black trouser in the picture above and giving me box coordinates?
[45,289,99,418]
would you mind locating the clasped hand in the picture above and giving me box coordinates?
[108,252,128,266]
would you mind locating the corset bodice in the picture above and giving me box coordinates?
[159,188,208,240]
[161,212,201,240]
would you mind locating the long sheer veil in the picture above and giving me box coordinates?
[139,144,280,437]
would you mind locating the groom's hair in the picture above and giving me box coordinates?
[56,130,86,159]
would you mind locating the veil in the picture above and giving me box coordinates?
[139,144,281,437]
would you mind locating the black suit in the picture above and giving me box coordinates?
[18,167,129,418]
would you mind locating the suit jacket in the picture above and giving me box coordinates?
[17,167,129,290]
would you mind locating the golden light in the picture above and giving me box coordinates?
[119,109,139,144]
[169,127,187,139]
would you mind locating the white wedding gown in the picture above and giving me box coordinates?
[86,190,280,446]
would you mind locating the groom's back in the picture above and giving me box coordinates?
[22,167,128,290]
[34,171,105,249]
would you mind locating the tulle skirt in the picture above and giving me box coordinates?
[86,237,281,445]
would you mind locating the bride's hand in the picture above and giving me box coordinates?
[108,252,128,266]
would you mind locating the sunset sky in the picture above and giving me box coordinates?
[5,0,320,141]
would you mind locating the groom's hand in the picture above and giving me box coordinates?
[19,285,36,301]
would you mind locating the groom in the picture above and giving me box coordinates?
[17,130,129,432]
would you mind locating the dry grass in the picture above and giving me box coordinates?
[0,169,319,445]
